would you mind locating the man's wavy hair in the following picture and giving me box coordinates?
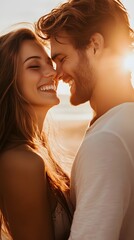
[0,27,72,239]
[36,0,134,52]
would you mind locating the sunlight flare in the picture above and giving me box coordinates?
[122,51,134,87]
[123,52,134,72]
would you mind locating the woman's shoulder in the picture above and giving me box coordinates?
[0,145,45,183]
[1,144,44,163]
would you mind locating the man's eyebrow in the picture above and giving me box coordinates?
[23,56,40,63]
[51,53,62,61]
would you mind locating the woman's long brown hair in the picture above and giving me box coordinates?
[0,27,72,239]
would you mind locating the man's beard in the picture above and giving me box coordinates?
[70,53,95,106]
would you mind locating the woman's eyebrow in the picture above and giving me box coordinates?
[23,56,41,64]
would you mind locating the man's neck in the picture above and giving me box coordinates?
[90,77,134,124]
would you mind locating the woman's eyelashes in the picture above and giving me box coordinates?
[28,61,54,70]
[28,65,40,69]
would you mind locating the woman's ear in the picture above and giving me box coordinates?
[89,33,104,55]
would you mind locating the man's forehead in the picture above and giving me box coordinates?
[50,35,72,59]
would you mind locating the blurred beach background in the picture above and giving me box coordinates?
[46,94,93,173]
[0,0,134,172]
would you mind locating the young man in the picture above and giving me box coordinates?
[36,0,134,239]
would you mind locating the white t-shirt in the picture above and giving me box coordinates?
[69,103,134,240]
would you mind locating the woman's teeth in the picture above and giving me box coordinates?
[40,84,56,92]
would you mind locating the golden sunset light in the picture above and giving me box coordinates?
[58,51,134,95]
[123,52,134,71]
[122,51,134,86]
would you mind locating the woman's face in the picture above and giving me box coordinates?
[17,39,59,112]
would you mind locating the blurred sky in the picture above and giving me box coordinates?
[0,0,65,32]
[0,0,134,32]
[0,0,134,94]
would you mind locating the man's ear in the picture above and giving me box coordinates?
[89,33,104,55]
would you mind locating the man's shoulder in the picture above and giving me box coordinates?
[105,102,134,135]
[113,102,134,119]
[73,103,134,163]
[86,102,134,137]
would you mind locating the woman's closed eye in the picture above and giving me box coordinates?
[28,65,40,69]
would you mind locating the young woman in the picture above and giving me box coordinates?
[0,27,72,240]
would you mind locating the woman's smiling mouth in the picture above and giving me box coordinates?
[39,83,57,92]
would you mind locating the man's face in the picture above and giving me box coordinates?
[50,34,97,105]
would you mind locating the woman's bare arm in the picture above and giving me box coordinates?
[0,148,54,240]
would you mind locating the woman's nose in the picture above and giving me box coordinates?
[42,67,57,79]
